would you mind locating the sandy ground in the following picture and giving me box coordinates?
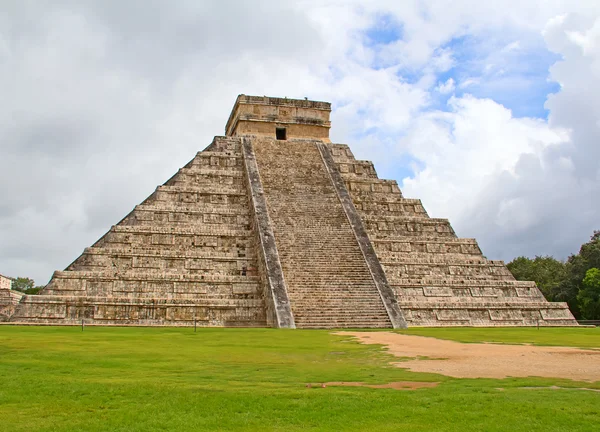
[338,332,600,382]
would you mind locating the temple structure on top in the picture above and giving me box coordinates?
[4,95,577,328]
[225,95,331,141]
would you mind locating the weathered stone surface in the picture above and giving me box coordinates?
[226,95,331,141]
[10,137,268,326]
[251,138,393,328]
[241,137,295,328]
[329,143,576,327]
[0,275,24,321]
[317,142,406,329]
[6,95,577,327]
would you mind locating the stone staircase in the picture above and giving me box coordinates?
[251,138,392,328]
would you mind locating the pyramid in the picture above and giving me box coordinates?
[8,95,576,328]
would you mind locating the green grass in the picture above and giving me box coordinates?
[0,327,598,431]
[398,327,600,349]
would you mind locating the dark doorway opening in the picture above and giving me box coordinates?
[276,128,287,140]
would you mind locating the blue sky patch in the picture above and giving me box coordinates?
[379,153,425,184]
[437,33,562,119]
[364,13,403,46]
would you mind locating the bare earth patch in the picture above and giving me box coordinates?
[338,332,600,382]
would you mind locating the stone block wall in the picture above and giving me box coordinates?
[225,95,331,137]
[0,287,23,321]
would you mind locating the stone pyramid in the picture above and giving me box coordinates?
[8,95,576,328]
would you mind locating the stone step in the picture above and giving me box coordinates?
[135,203,249,216]
[394,284,543,298]
[291,300,385,306]
[354,202,427,216]
[294,314,390,320]
[295,321,391,329]
[374,242,482,256]
[193,150,243,159]
[280,261,370,267]
[368,231,458,240]
[297,325,391,329]
[380,257,505,266]
[294,312,391,318]
[387,273,515,282]
[364,218,455,235]
[69,259,256,277]
[399,301,570,309]
[17,295,264,308]
[390,278,536,287]
[294,307,388,314]
[44,277,263,298]
[289,291,384,296]
[157,184,246,196]
[289,293,383,298]
[110,225,252,237]
[189,159,244,170]
[178,166,244,177]
[337,164,378,180]
[81,247,255,260]
[379,253,485,263]
[127,218,250,231]
[51,270,260,283]
[177,166,244,179]
[303,315,387,322]
[345,178,402,194]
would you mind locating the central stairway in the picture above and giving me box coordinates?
[252,138,391,328]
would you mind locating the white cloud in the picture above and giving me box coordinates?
[502,41,522,53]
[401,95,569,222]
[459,77,481,88]
[401,12,600,261]
[436,78,456,94]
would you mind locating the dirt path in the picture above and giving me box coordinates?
[338,332,600,382]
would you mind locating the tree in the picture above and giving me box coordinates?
[24,287,43,295]
[506,256,566,300]
[506,231,600,319]
[577,268,600,320]
[8,277,43,295]
[11,277,35,292]
[558,231,600,318]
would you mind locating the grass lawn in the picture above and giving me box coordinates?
[0,326,598,431]
[398,326,600,349]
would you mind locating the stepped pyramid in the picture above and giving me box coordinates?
[8,95,576,328]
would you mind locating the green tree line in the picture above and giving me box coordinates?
[507,231,600,320]
[10,277,44,295]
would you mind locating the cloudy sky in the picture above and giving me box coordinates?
[1,0,599,284]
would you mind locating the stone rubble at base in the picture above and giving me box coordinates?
[4,95,577,328]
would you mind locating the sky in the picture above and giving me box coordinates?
[1,0,599,284]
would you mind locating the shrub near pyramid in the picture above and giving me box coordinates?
[8,95,577,328]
